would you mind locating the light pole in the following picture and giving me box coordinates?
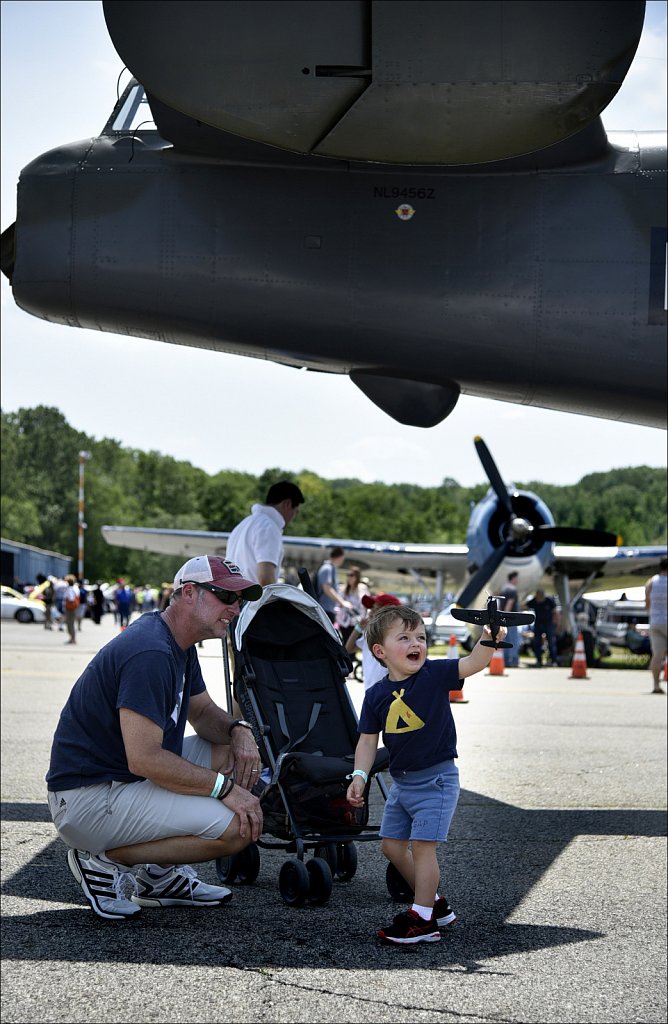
[77,451,92,579]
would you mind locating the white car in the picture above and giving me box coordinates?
[1,585,47,624]
[595,599,649,649]
[422,603,473,649]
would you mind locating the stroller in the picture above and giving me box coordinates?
[215,579,390,907]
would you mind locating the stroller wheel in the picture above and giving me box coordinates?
[333,842,358,882]
[215,854,239,884]
[306,857,333,905]
[279,858,310,906]
[236,842,261,884]
[386,862,414,902]
[314,843,338,872]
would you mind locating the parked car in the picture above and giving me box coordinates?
[423,603,474,650]
[595,599,649,650]
[1,585,46,623]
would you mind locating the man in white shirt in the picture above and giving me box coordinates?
[226,481,305,586]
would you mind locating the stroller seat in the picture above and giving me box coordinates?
[216,583,389,906]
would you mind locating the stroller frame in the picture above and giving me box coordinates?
[216,575,389,906]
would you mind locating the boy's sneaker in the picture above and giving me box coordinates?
[378,909,441,945]
[132,864,233,908]
[433,897,457,928]
[67,848,141,920]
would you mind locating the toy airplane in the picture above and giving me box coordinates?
[451,596,535,649]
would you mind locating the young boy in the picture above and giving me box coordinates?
[346,604,506,945]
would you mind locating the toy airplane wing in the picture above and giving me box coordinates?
[496,611,535,627]
[450,606,534,627]
[450,607,488,626]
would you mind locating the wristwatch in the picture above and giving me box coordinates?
[229,719,253,736]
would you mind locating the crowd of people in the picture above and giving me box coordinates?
[27,575,175,643]
[21,549,664,685]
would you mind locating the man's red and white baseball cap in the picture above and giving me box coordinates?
[173,555,262,601]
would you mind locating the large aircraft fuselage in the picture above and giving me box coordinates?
[11,129,666,427]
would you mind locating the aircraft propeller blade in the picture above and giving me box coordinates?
[461,437,622,607]
[456,541,510,608]
[474,436,513,513]
[534,525,618,546]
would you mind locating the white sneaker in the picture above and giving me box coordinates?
[132,864,232,908]
[67,849,140,920]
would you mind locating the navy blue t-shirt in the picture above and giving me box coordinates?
[46,612,206,790]
[358,658,461,776]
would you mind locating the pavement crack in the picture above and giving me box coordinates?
[233,966,517,1022]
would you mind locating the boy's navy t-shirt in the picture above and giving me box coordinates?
[46,612,206,790]
[358,658,461,776]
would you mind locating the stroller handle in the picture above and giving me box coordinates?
[298,567,317,600]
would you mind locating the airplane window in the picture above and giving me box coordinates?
[111,85,155,132]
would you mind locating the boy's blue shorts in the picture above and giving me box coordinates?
[380,760,460,842]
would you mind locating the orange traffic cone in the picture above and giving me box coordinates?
[569,632,589,679]
[448,635,469,702]
[487,647,506,676]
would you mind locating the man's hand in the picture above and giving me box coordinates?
[224,786,263,842]
[229,725,263,790]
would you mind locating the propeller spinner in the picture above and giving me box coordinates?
[456,437,618,608]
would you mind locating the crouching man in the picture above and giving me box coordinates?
[46,556,264,920]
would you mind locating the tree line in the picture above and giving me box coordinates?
[2,406,666,585]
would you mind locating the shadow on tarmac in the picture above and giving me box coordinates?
[3,793,665,972]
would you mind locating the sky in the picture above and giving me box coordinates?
[1,0,666,490]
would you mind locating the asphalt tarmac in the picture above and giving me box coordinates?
[1,616,666,1024]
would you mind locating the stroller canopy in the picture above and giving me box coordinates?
[234,583,342,651]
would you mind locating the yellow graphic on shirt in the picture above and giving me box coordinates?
[385,689,425,733]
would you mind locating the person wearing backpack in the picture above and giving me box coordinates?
[37,573,55,630]
[76,579,88,632]
[63,575,80,645]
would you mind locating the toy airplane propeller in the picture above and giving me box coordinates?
[451,596,535,650]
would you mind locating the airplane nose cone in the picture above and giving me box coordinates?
[510,517,533,540]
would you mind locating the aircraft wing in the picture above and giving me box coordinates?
[100,526,665,585]
[551,545,667,581]
[104,0,645,166]
[100,525,467,583]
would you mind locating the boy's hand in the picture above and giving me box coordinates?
[346,779,366,807]
[482,624,507,643]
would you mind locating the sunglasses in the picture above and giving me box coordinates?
[185,581,245,606]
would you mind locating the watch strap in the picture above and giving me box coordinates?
[229,719,253,735]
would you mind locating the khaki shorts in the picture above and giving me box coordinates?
[47,735,235,855]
